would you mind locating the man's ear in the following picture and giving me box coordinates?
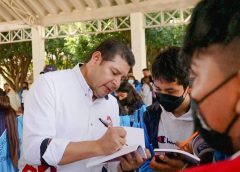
[89,51,102,65]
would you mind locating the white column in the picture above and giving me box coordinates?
[31,25,45,80]
[130,12,146,81]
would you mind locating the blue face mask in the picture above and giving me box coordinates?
[128,80,134,85]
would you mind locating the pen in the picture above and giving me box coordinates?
[178,131,199,148]
[99,118,109,127]
[99,117,128,146]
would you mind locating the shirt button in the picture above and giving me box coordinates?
[90,123,93,126]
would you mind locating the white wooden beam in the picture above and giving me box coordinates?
[84,0,98,8]
[24,0,46,17]
[40,0,199,26]
[0,23,30,32]
[0,1,20,20]
[69,0,85,10]
[31,25,45,80]
[0,5,14,21]
[131,0,140,3]
[39,0,59,14]
[99,0,112,7]
[115,0,127,5]
[53,0,72,13]
[14,0,35,16]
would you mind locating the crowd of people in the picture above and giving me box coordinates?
[1,0,240,171]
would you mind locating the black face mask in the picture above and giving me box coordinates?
[191,72,239,155]
[155,90,186,112]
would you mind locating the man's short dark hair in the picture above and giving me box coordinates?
[142,68,149,72]
[182,0,240,59]
[87,39,135,67]
[152,47,189,88]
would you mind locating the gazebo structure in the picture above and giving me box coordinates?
[0,0,199,80]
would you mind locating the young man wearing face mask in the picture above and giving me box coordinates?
[139,47,194,172]
[177,0,240,172]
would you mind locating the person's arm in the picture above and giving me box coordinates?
[59,126,127,164]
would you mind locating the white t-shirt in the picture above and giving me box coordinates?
[140,83,152,106]
[158,105,194,149]
[7,89,20,111]
[19,64,120,172]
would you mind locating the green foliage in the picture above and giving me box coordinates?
[0,41,32,91]
[146,25,187,67]
[64,31,131,66]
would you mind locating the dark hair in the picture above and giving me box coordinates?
[86,39,135,67]
[142,68,149,72]
[182,0,240,60]
[0,89,19,167]
[152,47,189,88]
[117,81,143,114]
[40,65,57,74]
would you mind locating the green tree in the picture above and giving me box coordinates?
[64,31,131,66]
[146,25,187,67]
[0,42,32,92]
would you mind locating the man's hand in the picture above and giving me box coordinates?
[150,154,186,172]
[118,149,151,172]
[97,127,127,155]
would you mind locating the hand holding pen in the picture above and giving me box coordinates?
[97,118,128,155]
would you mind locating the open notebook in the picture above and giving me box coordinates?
[86,127,146,168]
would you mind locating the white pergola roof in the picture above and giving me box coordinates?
[0,0,199,31]
[0,0,200,81]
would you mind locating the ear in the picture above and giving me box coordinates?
[89,51,102,65]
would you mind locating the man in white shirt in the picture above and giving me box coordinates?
[20,39,150,172]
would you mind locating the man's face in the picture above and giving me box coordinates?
[154,79,185,97]
[143,70,150,77]
[4,84,9,91]
[190,45,240,134]
[89,53,130,98]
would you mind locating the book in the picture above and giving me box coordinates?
[86,127,146,168]
[87,144,146,167]
[154,148,200,165]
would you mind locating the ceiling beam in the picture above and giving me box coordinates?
[114,0,127,5]
[0,1,20,20]
[24,0,46,17]
[84,0,98,8]
[131,0,140,3]
[39,0,59,14]
[40,0,199,26]
[0,22,30,32]
[99,0,112,7]
[0,5,14,21]
[14,0,35,16]
[69,0,85,10]
[53,0,72,13]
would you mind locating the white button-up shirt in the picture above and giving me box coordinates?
[19,64,120,172]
